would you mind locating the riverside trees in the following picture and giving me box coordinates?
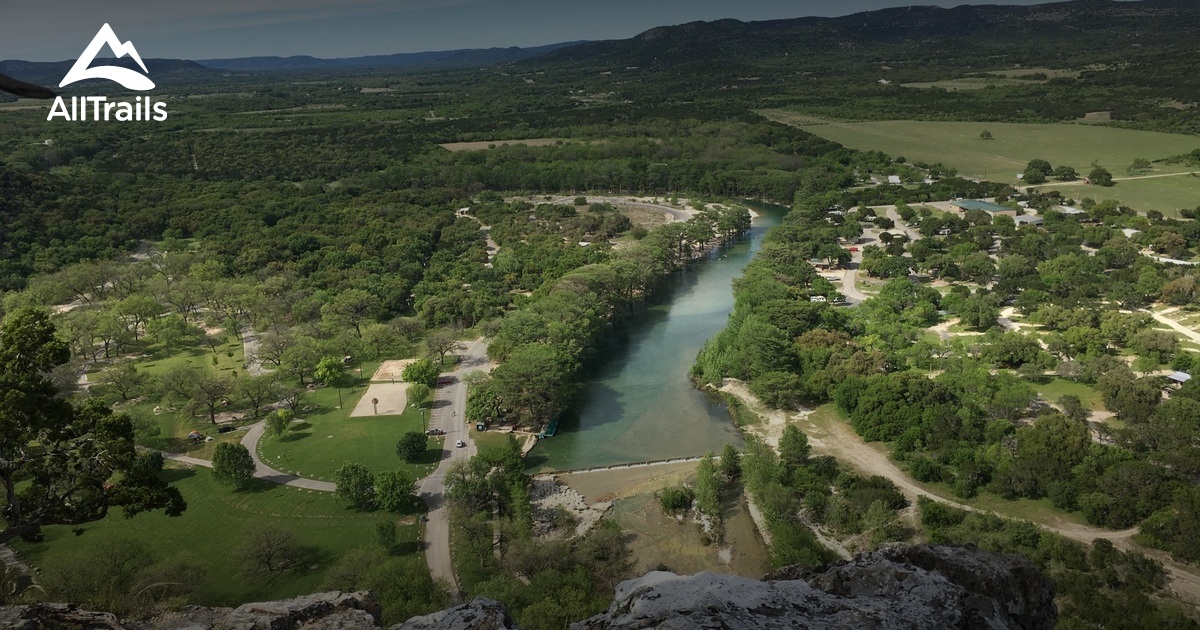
[696,186,1200,570]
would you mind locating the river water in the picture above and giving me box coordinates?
[527,200,790,472]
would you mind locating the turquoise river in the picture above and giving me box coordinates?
[527,200,790,472]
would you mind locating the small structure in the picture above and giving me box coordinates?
[808,257,831,270]
[887,175,902,185]
[1121,228,1142,238]
[1167,372,1192,388]
[1013,214,1044,226]
[1058,206,1088,217]
[810,295,828,303]
[949,200,1017,218]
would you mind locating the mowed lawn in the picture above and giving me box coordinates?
[256,387,442,481]
[1031,378,1107,412]
[762,111,1200,213]
[11,466,418,606]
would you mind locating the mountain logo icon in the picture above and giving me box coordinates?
[60,24,155,91]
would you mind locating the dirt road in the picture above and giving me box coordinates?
[720,382,1200,605]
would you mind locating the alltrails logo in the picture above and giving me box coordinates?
[47,24,168,122]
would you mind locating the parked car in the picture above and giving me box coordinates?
[217,425,235,434]
[455,440,466,448]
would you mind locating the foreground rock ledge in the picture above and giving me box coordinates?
[0,543,1054,629]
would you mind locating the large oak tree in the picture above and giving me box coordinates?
[0,308,185,544]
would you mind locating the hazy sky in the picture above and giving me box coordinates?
[2,0,1056,61]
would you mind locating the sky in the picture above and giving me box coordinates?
[1,0,1058,61]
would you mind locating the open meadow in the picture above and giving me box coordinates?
[762,111,1200,214]
[11,467,419,606]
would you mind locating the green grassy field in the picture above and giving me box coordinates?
[1039,173,1200,216]
[761,111,1200,214]
[256,387,441,481]
[1031,378,1107,412]
[11,466,418,606]
[133,333,247,379]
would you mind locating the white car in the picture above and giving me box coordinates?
[455,440,466,448]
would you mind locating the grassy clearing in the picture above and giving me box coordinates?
[256,387,441,481]
[471,427,517,454]
[11,466,418,606]
[1038,173,1200,216]
[132,333,247,380]
[1032,378,1107,411]
[607,490,769,578]
[761,112,1200,212]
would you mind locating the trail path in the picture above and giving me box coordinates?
[1151,308,1200,345]
[241,328,267,377]
[1031,171,1199,187]
[720,381,1200,604]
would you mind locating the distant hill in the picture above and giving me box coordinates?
[533,0,1200,71]
[0,58,214,91]
[193,42,586,72]
[0,41,587,91]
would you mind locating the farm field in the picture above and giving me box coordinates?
[762,111,1200,214]
[11,466,419,606]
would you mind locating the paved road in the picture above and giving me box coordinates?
[418,338,491,600]
[160,421,336,492]
[241,422,336,491]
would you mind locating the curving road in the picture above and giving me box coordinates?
[418,338,491,600]
[160,421,336,492]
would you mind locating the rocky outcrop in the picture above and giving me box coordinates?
[574,543,1055,630]
[0,591,379,629]
[0,544,1054,629]
[390,597,516,630]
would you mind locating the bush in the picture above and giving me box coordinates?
[212,443,255,488]
[376,470,417,512]
[658,486,695,516]
[335,462,376,511]
[402,359,439,387]
[396,432,428,463]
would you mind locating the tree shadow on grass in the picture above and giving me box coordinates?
[392,540,422,556]
[160,468,198,484]
[280,422,313,442]
[234,477,289,495]
[415,443,444,467]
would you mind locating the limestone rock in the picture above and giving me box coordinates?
[217,591,380,630]
[0,603,124,629]
[573,543,1055,629]
[390,598,516,630]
